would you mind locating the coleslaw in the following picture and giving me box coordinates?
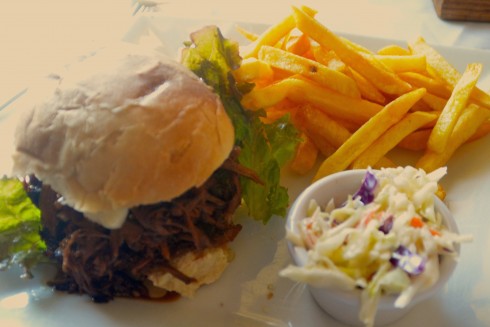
[280,166,473,327]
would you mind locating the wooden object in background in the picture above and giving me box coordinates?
[432,0,490,22]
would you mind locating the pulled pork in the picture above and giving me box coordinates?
[26,149,255,302]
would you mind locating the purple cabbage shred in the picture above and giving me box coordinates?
[378,215,394,234]
[353,171,378,205]
[389,245,426,276]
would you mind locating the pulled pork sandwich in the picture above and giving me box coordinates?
[1,27,299,303]
[10,44,259,302]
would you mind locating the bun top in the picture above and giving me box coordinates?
[12,44,234,228]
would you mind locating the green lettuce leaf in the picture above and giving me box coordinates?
[181,26,300,223]
[0,178,46,278]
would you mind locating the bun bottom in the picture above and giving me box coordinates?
[148,246,233,298]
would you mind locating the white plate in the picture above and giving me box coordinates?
[1,16,490,327]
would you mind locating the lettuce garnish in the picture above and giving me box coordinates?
[0,178,46,278]
[182,26,300,223]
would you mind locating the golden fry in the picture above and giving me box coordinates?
[262,101,298,124]
[243,6,317,58]
[344,67,386,104]
[290,133,319,175]
[233,58,273,83]
[467,120,490,142]
[409,37,461,84]
[241,80,291,109]
[286,77,383,124]
[398,72,452,99]
[311,45,347,71]
[409,36,490,108]
[296,105,394,164]
[421,93,447,111]
[242,77,383,123]
[292,6,412,95]
[374,54,426,73]
[285,33,311,55]
[351,111,437,169]
[411,98,433,112]
[306,130,337,157]
[417,104,490,172]
[377,44,411,56]
[235,25,258,42]
[427,63,482,153]
[296,104,352,148]
[398,129,431,151]
[258,45,360,98]
[313,88,427,180]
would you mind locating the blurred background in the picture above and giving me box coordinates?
[2,0,490,107]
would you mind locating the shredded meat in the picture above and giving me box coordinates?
[27,148,251,302]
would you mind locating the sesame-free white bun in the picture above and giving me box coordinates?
[12,44,234,226]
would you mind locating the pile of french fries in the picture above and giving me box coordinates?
[233,6,490,182]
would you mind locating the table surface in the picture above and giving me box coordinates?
[2,0,490,108]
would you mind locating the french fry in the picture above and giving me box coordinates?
[262,101,298,124]
[421,92,447,111]
[258,45,361,98]
[311,45,347,71]
[377,44,411,56]
[408,37,461,85]
[235,25,259,42]
[411,97,433,112]
[398,129,431,151]
[313,88,427,180]
[290,133,319,175]
[468,120,490,142]
[296,105,394,165]
[285,33,311,55]
[243,6,317,58]
[351,111,437,169]
[292,6,412,95]
[417,104,490,172]
[374,54,426,73]
[306,130,337,157]
[242,77,383,124]
[427,63,482,153]
[285,77,383,124]
[233,58,274,83]
[409,36,490,108]
[398,72,452,99]
[417,111,440,127]
[344,67,386,104]
[241,79,292,109]
[295,104,352,148]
